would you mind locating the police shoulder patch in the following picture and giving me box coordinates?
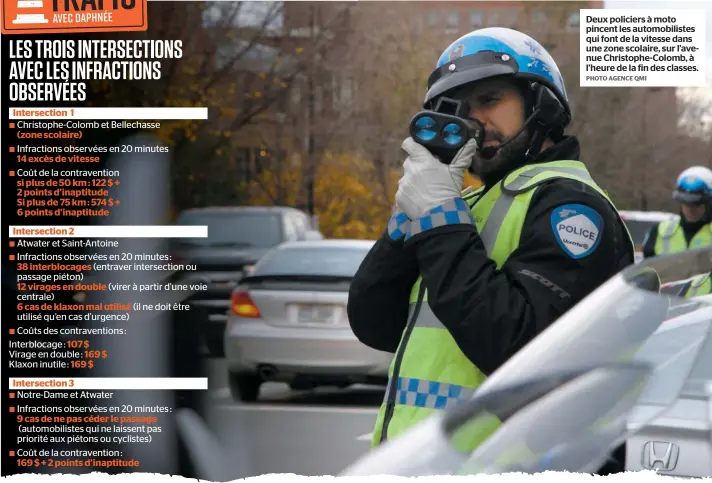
[550,204,604,259]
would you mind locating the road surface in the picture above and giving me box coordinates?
[202,358,384,478]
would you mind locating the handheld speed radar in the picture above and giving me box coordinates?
[409,97,484,165]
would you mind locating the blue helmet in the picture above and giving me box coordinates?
[425,27,570,123]
[674,166,712,205]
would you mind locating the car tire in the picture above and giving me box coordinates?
[228,373,261,402]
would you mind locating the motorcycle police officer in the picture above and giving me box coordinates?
[682,271,712,298]
[642,166,712,259]
[347,27,635,452]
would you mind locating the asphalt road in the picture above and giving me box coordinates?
[202,358,385,478]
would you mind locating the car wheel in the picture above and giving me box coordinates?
[228,373,262,402]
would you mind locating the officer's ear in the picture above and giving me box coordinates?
[515,81,530,116]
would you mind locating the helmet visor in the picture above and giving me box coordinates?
[673,189,707,205]
[425,52,518,107]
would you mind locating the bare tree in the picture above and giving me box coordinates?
[679,87,712,144]
[224,2,356,211]
[85,1,351,209]
[190,0,710,214]
[341,3,442,200]
[514,2,712,211]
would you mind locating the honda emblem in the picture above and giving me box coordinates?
[641,441,679,471]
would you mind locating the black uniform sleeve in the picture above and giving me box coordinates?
[404,179,634,376]
[642,225,658,259]
[347,231,420,353]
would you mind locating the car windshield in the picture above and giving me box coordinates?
[622,219,657,246]
[341,247,712,477]
[175,211,282,248]
[251,245,371,277]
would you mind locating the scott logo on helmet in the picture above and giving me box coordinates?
[558,224,597,241]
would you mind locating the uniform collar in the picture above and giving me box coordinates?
[534,136,580,163]
[482,136,582,187]
[681,218,709,235]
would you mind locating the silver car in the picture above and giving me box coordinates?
[224,239,392,402]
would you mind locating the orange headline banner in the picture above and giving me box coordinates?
[1,0,147,35]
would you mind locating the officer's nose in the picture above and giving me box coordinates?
[469,113,491,134]
[468,106,488,126]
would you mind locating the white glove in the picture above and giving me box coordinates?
[395,137,478,220]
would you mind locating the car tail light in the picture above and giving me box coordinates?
[231,290,261,318]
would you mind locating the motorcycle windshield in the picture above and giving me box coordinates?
[340,247,712,476]
[461,309,712,474]
[459,363,655,474]
[473,248,711,398]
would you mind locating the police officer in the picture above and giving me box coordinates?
[681,272,712,298]
[347,27,635,453]
[643,166,712,259]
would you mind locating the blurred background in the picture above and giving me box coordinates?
[87,0,711,233]
[67,0,712,478]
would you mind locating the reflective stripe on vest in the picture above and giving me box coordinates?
[372,160,634,451]
[394,376,476,410]
[655,218,712,255]
[477,164,592,255]
[685,273,712,298]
